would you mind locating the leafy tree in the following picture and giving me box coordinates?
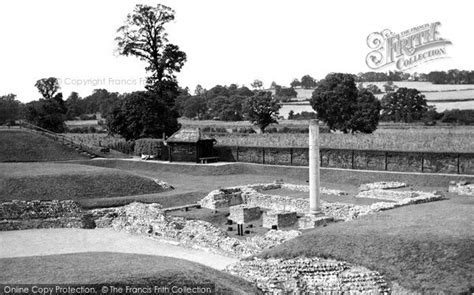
[244,91,280,132]
[25,78,67,132]
[35,77,60,99]
[82,89,119,115]
[348,89,381,133]
[383,81,398,93]
[311,73,380,133]
[65,92,85,119]
[182,96,207,119]
[0,94,23,125]
[380,87,428,123]
[290,79,301,88]
[106,91,179,141]
[275,86,297,102]
[301,75,317,89]
[365,84,382,94]
[208,95,246,121]
[194,84,206,96]
[116,4,186,105]
[250,79,263,90]
[270,81,278,89]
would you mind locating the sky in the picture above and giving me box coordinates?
[1,0,473,102]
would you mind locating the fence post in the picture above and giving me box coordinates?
[290,148,293,166]
[457,154,460,174]
[384,152,388,171]
[351,150,355,169]
[236,146,239,162]
[421,153,424,173]
[262,147,265,164]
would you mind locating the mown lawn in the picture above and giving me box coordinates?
[0,130,89,162]
[0,163,168,202]
[258,195,474,293]
[0,252,259,294]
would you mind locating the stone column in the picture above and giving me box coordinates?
[309,119,321,214]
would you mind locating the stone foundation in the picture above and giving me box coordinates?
[298,214,335,229]
[448,181,474,196]
[226,257,390,294]
[228,205,261,224]
[198,188,243,209]
[0,200,84,231]
[262,211,297,229]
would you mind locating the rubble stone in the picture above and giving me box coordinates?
[448,181,474,196]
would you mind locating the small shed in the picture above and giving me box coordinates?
[166,128,216,163]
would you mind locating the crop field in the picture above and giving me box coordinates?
[216,128,474,152]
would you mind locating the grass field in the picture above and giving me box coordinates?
[0,130,89,162]
[0,252,258,294]
[258,195,474,293]
[0,163,168,202]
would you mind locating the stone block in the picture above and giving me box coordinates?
[262,211,298,229]
[228,205,261,224]
[298,214,334,230]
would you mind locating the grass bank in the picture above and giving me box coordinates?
[0,130,89,162]
[258,195,474,293]
[0,252,259,294]
[0,163,168,202]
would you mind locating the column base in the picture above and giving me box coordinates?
[298,213,334,230]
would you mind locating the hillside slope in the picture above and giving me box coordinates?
[0,252,259,294]
[0,129,89,162]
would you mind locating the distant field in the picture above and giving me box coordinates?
[361,81,474,92]
[0,130,89,162]
[0,252,257,294]
[0,162,168,202]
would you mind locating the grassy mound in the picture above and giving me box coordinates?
[0,163,169,202]
[0,130,89,162]
[258,196,474,293]
[0,252,259,294]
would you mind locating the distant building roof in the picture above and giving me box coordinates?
[166,128,215,143]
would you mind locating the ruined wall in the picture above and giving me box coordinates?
[0,200,84,231]
[214,145,474,175]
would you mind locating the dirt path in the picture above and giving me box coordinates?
[0,228,237,270]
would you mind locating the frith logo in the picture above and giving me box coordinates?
[366,22,452,71]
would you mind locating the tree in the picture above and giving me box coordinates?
[106,91,179,141]
[0,94,23,125]
[301,75,317,89]
[250,79,263,90]
[25,78,67,132]
[310,73,381,133]
[182,96,207,119]
[244,91,280,132]
[383,81,398,93]
[65,92,84,119]
[208,95,246,121]
[270,81,278,89]
[275,87,297,102]
[116,4,186,105]
[348,89,381,133]
[290,79,301,88]
[365,84,382,94]
[35,77,60,99]
[194,84,206,96]
[380,88,428,123]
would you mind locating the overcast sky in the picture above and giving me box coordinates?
[1,0,473,102]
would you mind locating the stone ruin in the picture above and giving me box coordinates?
[448,181,474,196]
[0,200,84,231]
[262,211,297,229]
[228,205,261,224]
[90,202,300,258]
[199,182,445,224]
[226,257,390,294]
